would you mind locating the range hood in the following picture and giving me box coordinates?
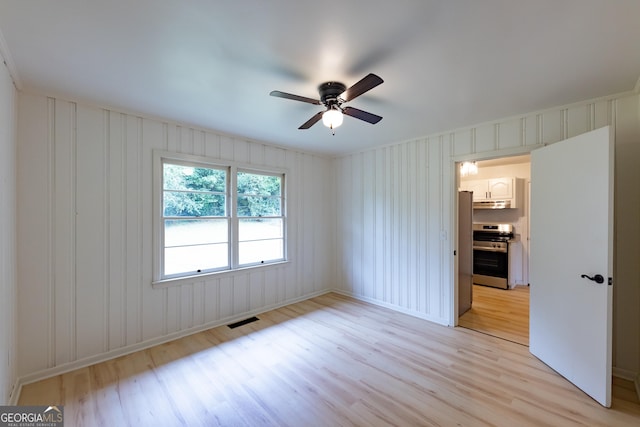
[473,200,512,209]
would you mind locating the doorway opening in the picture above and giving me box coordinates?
[456,154,531,345]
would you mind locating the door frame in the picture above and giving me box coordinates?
[450,147,534,326]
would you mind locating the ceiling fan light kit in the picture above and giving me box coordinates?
[322,108,343,130]
[270,73,384,134]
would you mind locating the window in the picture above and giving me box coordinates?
[237,171,285,265]
[155,152,286,283]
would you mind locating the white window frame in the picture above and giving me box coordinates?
[152,151,288,288]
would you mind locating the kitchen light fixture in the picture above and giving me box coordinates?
[460,161,478,177]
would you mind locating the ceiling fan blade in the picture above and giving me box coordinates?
[299,111,324,129]
[343,106,382,124]
[341,73,383,102]
[270,90,321,105]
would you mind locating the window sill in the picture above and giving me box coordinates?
[151,260,291,289]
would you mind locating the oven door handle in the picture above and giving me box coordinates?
[473,246,508,253]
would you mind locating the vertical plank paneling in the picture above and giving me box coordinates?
[416,139,429,313]
[204,132,221,158]
[362,150,374,299]
[542,110,563,144]
[75,104,107,359]
[594,100,612,130]
[374,148,385,300]
[264,145,285,169]
[249,271,264,311]
[180,285,193,330]
[53,100,75,364]
[524,114,540,146]
[410,140,421,311]
[351,154,363,296]
[383,147,392,302]
[0,60,17,402]
[427,137,441,317]
[141,119,167,341]
[264,269,278,307]
[391,145,401,305]
[164,122,180,335]
[301,154,315,295]
[124,115,141,346]
[453,129,473,156]
[233,139,249,163]
[107,111,125,351]
[232,274,248,315]
[315,156,333,293]
[193,280,205,327]
[335,156,347,292]
[276,264,287,307]
[285,150,300,299]
[193,130,205,156]
[46,98,55,367]
[249,142,264,165]
[17,94,51,375]
[439,136,452,319]
[567,104,590,138]
[203,278,220,324]
[219,135,235,161]
[218,277,233,320]
[474,124,496,152]
[497,119,521,149]
[398,143,408,308]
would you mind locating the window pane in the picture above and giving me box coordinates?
[164,192,226,217]
[239,240,283,265]
[237,172,281,196]
[237,195,281,217]
[164,243,229,276]
[164,163,226,192]
[165,219,228,247]
[239,218,283,241]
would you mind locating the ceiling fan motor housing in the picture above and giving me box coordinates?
[319,82,347,107]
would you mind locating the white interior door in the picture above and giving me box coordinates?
[529,126,614,407]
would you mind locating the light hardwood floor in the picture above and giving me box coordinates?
[18,293,640,426]
[458,284,530,346]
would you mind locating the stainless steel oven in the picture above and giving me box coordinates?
[472,224,513,289]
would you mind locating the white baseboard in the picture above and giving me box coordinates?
[7,380,20,406]
[612,367,637,381]
[332,289,449,326]
[612,367,640,400]
[12,289,332,402]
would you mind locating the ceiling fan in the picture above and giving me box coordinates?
[270,73,384,131]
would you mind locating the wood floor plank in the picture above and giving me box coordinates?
[18,292,640,426]
[458,284,530,345]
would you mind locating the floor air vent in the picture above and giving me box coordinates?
[227,316,259,329]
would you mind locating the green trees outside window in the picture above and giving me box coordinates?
[161,160,285,279]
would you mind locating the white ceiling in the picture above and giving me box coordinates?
[1,1,639,155]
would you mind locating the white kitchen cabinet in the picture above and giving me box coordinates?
[487,177,513,199]
[460,180,489,200]
[460,177,513,201]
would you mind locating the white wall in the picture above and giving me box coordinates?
[0,54,17,403]
[335,92,640,377]
[16,93,335,380]
[335,138,452,324]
